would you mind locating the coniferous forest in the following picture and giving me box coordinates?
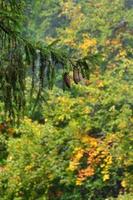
[0,0,133,199]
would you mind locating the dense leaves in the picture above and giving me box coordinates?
[0,65,133,199]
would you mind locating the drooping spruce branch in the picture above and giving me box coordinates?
[0,0,101,122]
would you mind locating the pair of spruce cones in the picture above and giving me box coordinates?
[63,68,81,88]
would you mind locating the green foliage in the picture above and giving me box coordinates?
[0,61,132,199]
[0,135,7,161]
[109,193,133,200]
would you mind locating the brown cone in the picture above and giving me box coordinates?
[63,72,71,88]
[73,68,80,84]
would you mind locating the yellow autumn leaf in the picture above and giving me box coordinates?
[121,180,127,188]
[103,174,110,181]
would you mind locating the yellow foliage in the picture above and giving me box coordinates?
[76,179,83,186]
[68,134,114,185]
[74,148,84,160]
[83,107,91,114]
[119,50,127,57]
[79,35,97,55]
[68,147,84,172]
[118,121,127,129]
[106,39,121,46]
[103,174,110,181]
[111,39,121,45]
[76,166,95,185]
[81,135,98,147]
[96,80,105,88]
[25,165,33,172]
[22,117,44,137]
[121,180,127,188]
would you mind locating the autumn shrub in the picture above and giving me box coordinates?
[0,63,132,200]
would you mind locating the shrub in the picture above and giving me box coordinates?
[0,65,132,199]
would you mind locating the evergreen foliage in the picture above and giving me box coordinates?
[0,0,100,121]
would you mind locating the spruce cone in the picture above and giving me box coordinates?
[63,72,71,88]
[73,68,80,84]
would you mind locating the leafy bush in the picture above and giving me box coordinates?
[0,64,132,199]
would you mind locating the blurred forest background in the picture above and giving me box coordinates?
[0,0,133,200]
